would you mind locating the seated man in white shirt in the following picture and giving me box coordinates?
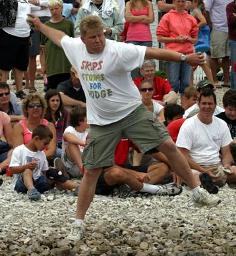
[177,88,236,192]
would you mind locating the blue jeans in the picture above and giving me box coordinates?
[167,61,192,94]
[14,175,52,194]
[0,140,10,162]
[229,40,236,89]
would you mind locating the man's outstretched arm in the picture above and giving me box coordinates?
[27,15,65,47]
[145,47,205,67]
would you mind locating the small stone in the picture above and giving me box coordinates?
[139,242,149,250]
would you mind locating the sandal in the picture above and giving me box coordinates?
[27,187,41,201]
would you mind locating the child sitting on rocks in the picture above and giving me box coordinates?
[9,125,78,201]
[62,106,88,178]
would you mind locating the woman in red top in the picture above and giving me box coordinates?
[157,0,198,94]
[125,0,154,47]
[13,93,56,160]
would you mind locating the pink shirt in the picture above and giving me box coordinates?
[19,118,49,145]
[0,111,10,138]
[157,10,198,54]
[126,7,152,42]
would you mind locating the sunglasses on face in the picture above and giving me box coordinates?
[0,92,10,97]
[28,103,43,109]
[140,88,154,92]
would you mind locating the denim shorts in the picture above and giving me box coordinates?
[82,104,169,170]
[14,175,53,194]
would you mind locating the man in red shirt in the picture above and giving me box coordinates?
[133,60,177,105]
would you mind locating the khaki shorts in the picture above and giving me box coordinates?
[210,29,230,58]
[82,104,169,170]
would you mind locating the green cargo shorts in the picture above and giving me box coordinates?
[82,104,169,170]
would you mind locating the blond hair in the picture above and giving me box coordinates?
[48,0,63,6]
[80,15,104,37]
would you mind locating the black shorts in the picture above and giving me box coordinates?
[95,172,116,196]
[45,168,69,183]
[0,29,30,71]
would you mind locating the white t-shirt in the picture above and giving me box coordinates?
[152,99,164,119]
[183,103,224,118]
[176,115,233,166]
[62,126,88,157]
[9,144,48,182]
[3,1,39,37]
[61,36,146,125]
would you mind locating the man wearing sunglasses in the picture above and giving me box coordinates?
[0,82,23,123]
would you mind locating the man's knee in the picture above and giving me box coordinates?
[104,167,126,184]
[84,168,102,181]
[159,138,178,154]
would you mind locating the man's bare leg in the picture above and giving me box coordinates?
[147,162,170,184]
[104,167,143,191]
[210,58,219,84]
[28,56,37,89]
[76,168,102,219]
[14,68,24,92]
[158,139,198,189]
[0,70,9,82]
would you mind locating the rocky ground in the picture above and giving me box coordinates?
[0,176,236,256]
[1,81,235,255]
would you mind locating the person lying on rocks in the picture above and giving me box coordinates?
[95,138,182,197]
[176,88,236,194]
[216,89,236,165]
[61,106,88,178]
[9,125,79,201]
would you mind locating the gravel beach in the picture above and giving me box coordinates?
[0,176,236,256]
[0,82,235,256]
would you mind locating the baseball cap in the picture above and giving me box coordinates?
[196,80,214,91]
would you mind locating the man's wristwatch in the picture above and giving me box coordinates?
[180,54,187,62]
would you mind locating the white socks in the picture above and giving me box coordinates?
[140,183,163,194]
[74,219,84,226]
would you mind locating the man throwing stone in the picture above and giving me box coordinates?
[28,15,221,241]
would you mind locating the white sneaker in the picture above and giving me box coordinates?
[192,187,221,206]
[156,183,183,196]
[67,221,85,241]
